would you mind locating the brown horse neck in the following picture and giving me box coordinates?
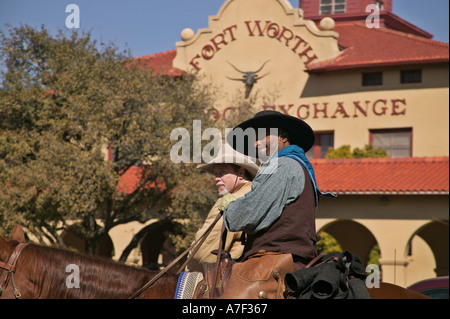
[368,282,431,299]
[13,243,177,299]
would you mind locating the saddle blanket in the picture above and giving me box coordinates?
[174,271,204,299]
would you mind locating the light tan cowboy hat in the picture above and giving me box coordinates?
[197,144,259,180]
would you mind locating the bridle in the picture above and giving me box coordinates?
[0,242,30,299]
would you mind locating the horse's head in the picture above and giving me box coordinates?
[0,224,26,262]
[0,225,31,299]
[0,235,9,261]
[0,232,14,262]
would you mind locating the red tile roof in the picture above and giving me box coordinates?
[118,158,448,196]
[116,166,166,195]
[307,23,449,72]
[311,156,449,195]
[117,166,142,194]
[132,49,184,77]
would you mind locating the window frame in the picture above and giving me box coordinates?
[307,131,335,159]
[401,69,422,84]
[369,128,413,158]
[362,72,383,86]
[319,0,346,15]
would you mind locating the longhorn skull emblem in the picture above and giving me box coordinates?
[226,60,270,99]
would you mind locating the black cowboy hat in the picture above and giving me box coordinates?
[226,110,315,155]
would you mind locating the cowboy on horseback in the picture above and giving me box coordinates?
[218,110,335,299]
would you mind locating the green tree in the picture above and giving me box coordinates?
[317,232,381,267]
[326,144,388,159]
[368,243,381,267]
[0,25,216,255]
[316,231,342,255]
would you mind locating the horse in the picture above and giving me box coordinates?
[0,225,429,299]
[0,226,177,299]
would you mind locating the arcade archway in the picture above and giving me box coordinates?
[139,220,178,270]
[318,219,378,267]
[408,220,449,277]
[61,227,114,258]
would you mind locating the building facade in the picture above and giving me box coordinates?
[103,0,449,288]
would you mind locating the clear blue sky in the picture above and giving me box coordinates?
[0,0,449,58]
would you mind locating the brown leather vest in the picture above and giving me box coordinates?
[241,164,319,263]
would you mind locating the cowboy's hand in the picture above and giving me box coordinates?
[218,193,236,212]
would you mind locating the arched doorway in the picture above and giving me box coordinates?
[318,219,379,267]
[408,220,449,277]
[139,220,178,270]
[61,227,114,258]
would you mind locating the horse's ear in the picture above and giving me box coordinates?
[10,224,26,243]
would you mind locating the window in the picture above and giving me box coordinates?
[375,1,384,10]
[370,128,412,157]
[307,132,334,159]
[362,72,383,86]
[401,69,422,84]
[320,0,346,15]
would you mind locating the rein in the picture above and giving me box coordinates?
[128,212,224,299]
[0,242,30,299]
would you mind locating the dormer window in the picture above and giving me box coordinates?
[320,0,346,15]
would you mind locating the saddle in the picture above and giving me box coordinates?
[193,249,293,299]
[193,250,235,299]
[220,250,293,299]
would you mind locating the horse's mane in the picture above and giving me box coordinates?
[21,242,168,299]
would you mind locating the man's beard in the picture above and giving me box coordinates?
[216,182,230,197]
